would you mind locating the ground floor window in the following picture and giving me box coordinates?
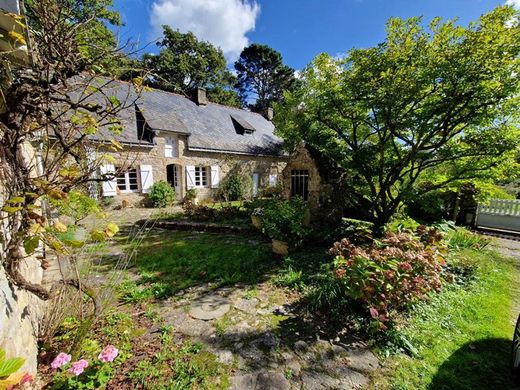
[195,166,208,187]
[116,168,139,192]
[291,169,309,201]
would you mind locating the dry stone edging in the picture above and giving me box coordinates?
[135,219,255,234]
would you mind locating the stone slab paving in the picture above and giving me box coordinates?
[157,282,379,389]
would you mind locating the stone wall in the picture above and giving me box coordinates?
[282,145,322,211]
[104,132,288,204]
[0,142,46,375]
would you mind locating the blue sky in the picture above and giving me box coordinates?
[113,0,511,70]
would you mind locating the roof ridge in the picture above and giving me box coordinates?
[102,76,267,118]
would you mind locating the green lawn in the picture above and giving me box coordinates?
[121,231,276,301]
[371,247,520,390]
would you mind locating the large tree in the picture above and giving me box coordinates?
[275,6,520,230]
[234,43,297,113]
[144,26,240,107]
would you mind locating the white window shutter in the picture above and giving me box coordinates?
[140,165,154,193]
[100,164,117,197]
[164,136,178,158]
[211,166,220,188]
[269,174,278,187]
[186,165,196,189]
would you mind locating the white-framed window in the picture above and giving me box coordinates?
[116,168,139,193]
[194,166,208,187]
[164,135,178,157]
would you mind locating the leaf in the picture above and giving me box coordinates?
[7,31,26,45]
[2,206,22,213]
[23,236,39,255]
[0,356,24,377]
[63,240,85,249]
[106,223,119,235]
[29,223,44,234]
[6,196,25,204]
[0,372,26,389]
[109,139,123,151]
[90,230,107,242]
[48,189,66,200]
[53,221,68,233]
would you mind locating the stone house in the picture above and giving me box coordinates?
[94,82,288,204]
[282,144,338,221]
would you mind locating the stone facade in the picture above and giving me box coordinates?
[101,132,287,204]
[0,142,46,375]
[282,145,336,221]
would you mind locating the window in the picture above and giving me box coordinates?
[290,170,309,201]
[164,135,178,157]
[194,166,208,187]
[116,168,139,192]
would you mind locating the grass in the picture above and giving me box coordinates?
[122,231,276,300]
[370,246,520,390]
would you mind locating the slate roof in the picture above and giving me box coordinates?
[85,80,286,157]
[137,87,285,156]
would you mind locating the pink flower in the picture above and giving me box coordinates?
[369,307,379,319]
[20,373,33,384]
[98,345,119,363]
[68,359,88,376]
[51,352,71,370]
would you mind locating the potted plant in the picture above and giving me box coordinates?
[260,198,308,256]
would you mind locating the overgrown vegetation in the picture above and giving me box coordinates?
[370,247,518,390]
[148,180,176,208]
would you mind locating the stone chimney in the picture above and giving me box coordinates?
[195,87,207,106]
[263,107,274,121]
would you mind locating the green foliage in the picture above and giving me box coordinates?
[445,228,490,250]
[259,198,309,244]
[50,362,115,390]
[148,180,176,208]
[127,340,229,389]
[50,190,101,222]
[275,6,520,229]
[219,170,252,201]
[234,43,298,112]
[326,227,446,330]
[144,27,240,107]
[184,188,198,202]
[372,249,518,389]
[0,348,25,384]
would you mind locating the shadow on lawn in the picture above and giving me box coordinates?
[99,226,280,295]
[429,338,520,390]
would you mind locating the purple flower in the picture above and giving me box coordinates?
[50,352,71,370]
[98,345,119,363]
[68,359,88,376]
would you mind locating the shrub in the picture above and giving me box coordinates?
[219,171,252,201]
[148,181,176,208]
[184,188,197,203]
[259,197,309,244]
[328,226,446,331]
[445,228,490,250]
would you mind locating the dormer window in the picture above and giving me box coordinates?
[231,115,255,135]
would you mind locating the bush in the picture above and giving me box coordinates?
[445,228,490,250]
[219,171,252,201]
[148,181,176,208]
[327,226,446,331]
[184,188,197,203]
[259,197,309,244]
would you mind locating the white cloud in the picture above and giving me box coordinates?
[506,0,520,9]
[149,0,260,61]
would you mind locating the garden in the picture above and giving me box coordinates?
[16,184,517,389]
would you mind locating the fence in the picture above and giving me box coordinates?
[475,198,520,233]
